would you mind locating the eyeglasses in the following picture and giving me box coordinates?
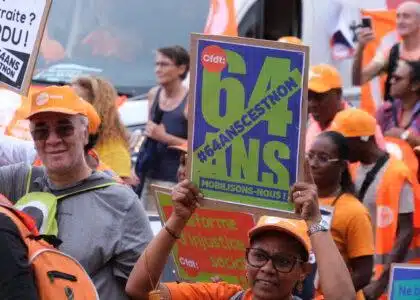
[31,124,75,141]
[305,152,340,165]
[246,248,303,273]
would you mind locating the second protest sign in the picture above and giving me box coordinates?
[153,185,255,285]
[0,0,51,95]
[188,34,309,213]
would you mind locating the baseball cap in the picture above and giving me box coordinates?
[330,108,377,140]
[27,85,88,119]
[308,64,342,93]
[83,100,101,134]
[169,142,187,153]
[248,216,311,260]
[278,36,303,45]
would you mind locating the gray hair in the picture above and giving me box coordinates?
[78,115,89,130]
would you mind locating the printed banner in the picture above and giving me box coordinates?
[389,264,420,300]
[188,34,309,212]
[153,186,255,285]
[0,0,52,95]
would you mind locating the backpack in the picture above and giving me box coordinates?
[384,43,400,102]
[0,204,99,300]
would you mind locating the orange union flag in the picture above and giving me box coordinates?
[204,0,238,36]
[360,9,397,115]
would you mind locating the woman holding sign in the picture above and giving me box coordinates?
[308,131,375,300]
[125,161,356,300]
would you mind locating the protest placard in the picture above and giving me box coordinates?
[188,34,309,214]
[152,185,256,286]
[389,264,420,300]
[0,0,51,95]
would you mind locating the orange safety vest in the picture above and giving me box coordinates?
[384,137,419,179]
[351,157,420,279]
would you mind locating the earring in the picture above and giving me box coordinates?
[296,280,304,294]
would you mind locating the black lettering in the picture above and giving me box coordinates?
[11,28,22,45]
[13,60,20,71]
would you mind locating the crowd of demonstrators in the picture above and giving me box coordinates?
[306,64,385,152]
[126,163,356,300]
[352,1,420,100]
[1,13,420,299]
[331,109,416,299]
[0,86,153,300]
[308,131,374,300]
[139,45,189,212]
[71,76,132,182]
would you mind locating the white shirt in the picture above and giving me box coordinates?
[0,135,36,166]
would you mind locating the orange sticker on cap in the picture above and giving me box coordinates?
[201,45,227,73]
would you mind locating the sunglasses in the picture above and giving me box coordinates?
[31,124,75,141]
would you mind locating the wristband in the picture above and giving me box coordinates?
[164,225,180,239]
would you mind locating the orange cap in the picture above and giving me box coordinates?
[330,108,376,139]
[83,100,101,134]
[278,36,303,45]
[248,216,311,259]
[27,85,88,119]
[308,64,342,93]
[169,142,187,153]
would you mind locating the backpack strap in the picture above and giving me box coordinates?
[0,205,37,238]
[26,166,46,194]
[229,290,245,300]
[358,153,390,201]
[25,165,117,199]
[384,43,400,102]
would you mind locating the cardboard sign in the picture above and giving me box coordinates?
[152,185,255,286]
[389,264,420,300]
[188,34,309,214]
[0,0,52,95]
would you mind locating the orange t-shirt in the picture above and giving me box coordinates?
[318,193,374,300]
[163,282,252,300]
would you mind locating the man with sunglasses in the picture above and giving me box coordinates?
[306,64,385,152]
[0,85,153,300]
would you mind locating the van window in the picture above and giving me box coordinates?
[238,0,302,41]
